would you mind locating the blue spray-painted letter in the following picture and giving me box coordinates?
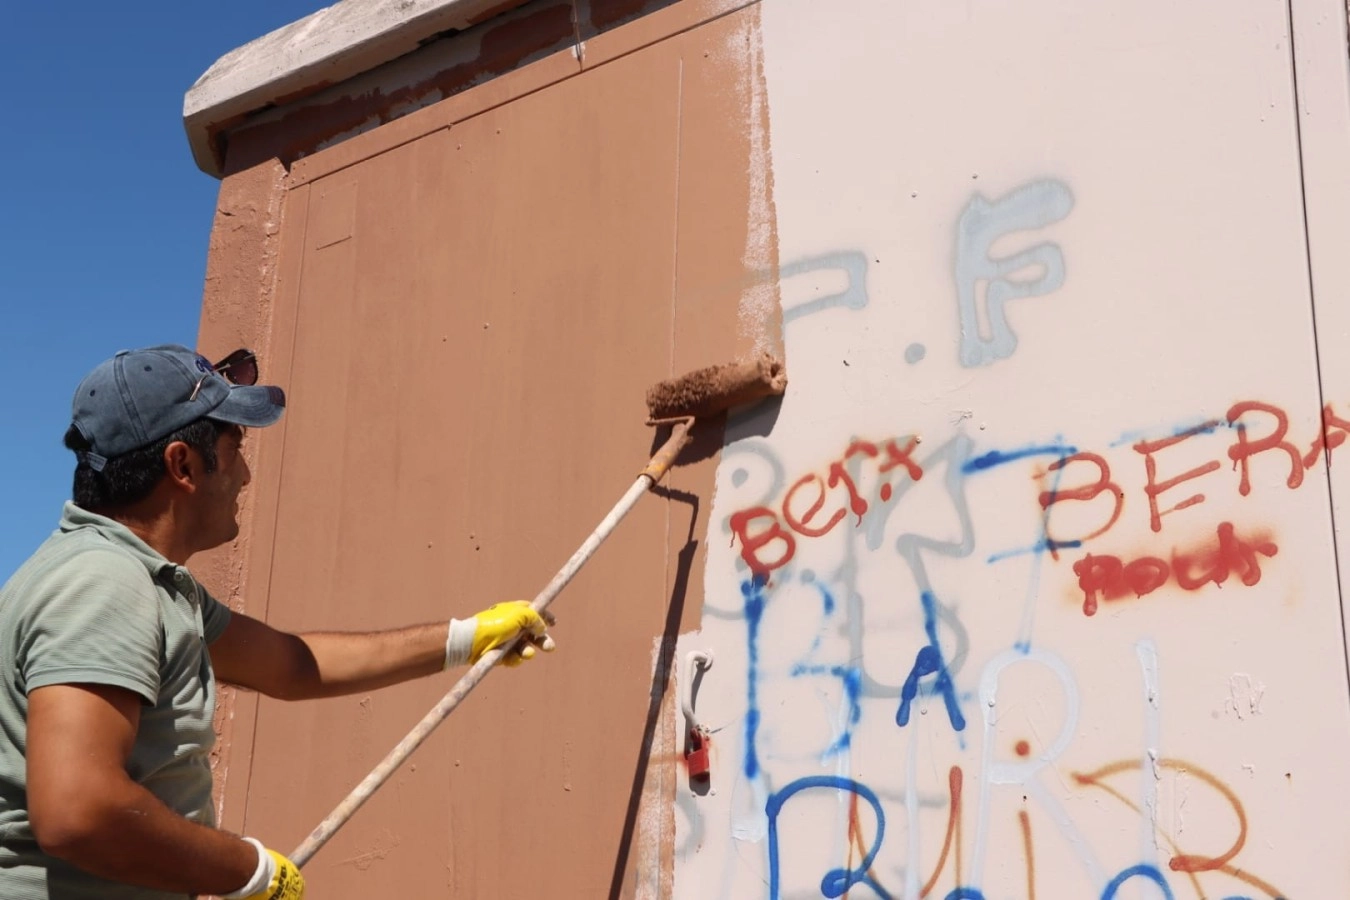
[896,591,966,731]
[766,776,890,899]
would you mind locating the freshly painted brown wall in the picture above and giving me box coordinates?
[195,3,776,897]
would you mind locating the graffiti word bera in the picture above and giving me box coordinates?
[1071,522,1278,616]
[729,437,923,575]
[1043,401,1349,544]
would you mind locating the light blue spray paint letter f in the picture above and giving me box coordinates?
[954,179,1074,367]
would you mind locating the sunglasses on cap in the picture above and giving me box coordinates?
[188,348,259,402]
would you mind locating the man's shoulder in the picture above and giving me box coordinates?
[1,529,154,606]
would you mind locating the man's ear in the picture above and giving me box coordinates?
[163,441,199,492]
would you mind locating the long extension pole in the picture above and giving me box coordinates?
[289,419,693,867]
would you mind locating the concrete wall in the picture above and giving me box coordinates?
[194,2,774,896]
[190,0,1350,896]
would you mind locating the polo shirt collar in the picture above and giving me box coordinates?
[59,501,179,578]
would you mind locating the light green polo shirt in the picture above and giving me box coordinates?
[0,502,233,899]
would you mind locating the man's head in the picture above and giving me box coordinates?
[64,344,286,552]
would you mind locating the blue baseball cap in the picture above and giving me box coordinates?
[70,344,286,471]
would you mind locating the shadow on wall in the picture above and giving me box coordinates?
[647,400,785,467]
[606,483,700,900]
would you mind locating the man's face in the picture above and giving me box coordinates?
[193,425,251,551]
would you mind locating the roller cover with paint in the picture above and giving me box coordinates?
[646,352,787,420]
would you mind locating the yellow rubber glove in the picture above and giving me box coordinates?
[224,839,304,900]
[445,600,556,668]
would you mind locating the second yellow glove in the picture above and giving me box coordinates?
[224,839,304,900]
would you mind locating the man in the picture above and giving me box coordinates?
[0,344,554,899]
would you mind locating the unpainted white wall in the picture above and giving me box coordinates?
[677,1,1350,897]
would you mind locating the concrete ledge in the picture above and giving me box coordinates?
[183,0,531,177]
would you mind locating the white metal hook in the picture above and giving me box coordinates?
[682,649,715,731]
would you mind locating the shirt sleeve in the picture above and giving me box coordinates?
[199,584,234,644]
[18,549,162,705]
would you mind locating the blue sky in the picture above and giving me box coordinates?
[0,3,327,578]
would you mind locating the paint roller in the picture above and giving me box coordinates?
[288,352,788,866]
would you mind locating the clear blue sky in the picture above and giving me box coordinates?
[0,3,326,579]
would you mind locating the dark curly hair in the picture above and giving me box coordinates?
[63,417,228,511]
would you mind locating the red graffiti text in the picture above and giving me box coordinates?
[730,437,923,576]
[1072,522,1278,616]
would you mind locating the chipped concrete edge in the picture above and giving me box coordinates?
[183,0,529,177]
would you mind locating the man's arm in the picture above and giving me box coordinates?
[27,683,260,894]
[209,613,447,700]
[209,602,554,701]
